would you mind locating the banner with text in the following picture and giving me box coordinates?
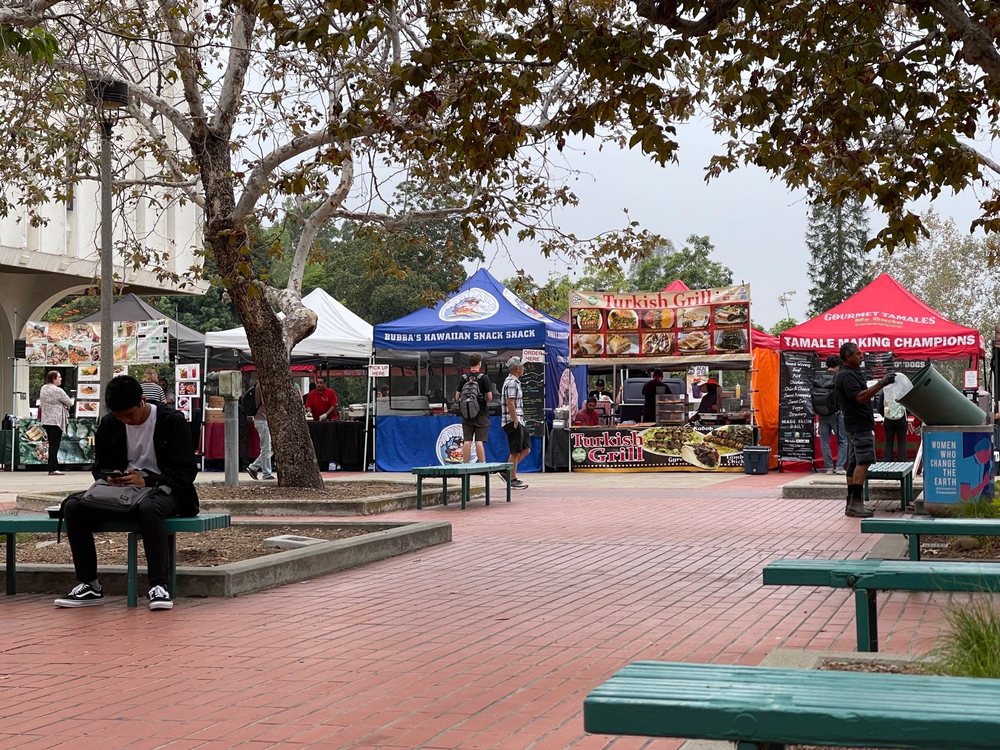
[24,319,169,366]
[568,285,751,365]
[569,423,752,472]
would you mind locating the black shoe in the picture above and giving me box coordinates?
[148,585,174,611]
[247,466,259,481]
[845,502,873,518]
[54,583,104,607]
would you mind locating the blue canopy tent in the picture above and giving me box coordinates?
[372,269,585,471]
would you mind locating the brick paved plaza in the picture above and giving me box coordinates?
[0,470,956,749]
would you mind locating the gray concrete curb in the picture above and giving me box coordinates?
[782,473,923,503]
[15,485,485,516]
[3,519,451,598]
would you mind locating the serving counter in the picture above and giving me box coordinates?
[202,419,369,471]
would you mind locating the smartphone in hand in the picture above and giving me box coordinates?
[100,469,126,479]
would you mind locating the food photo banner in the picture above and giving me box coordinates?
[569,285,752,365]
[24,319,169,365]
[569,423,753,472]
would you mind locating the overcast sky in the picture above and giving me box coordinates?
[479,121,985,330]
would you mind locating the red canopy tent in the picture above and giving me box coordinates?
[779,273,984,361]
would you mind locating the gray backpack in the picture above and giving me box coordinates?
[459,374,484,419]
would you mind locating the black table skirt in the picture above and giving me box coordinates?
[307,420,369,470]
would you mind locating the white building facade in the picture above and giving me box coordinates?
[0,156,204,417]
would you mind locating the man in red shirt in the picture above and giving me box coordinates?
[305,377,339,420]
[573,398,601,426]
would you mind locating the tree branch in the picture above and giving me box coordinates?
[0,0,62,27]
[924,0,1000,83]
[286,149,354,296]
[232,127,337,221]
[158,0,208,128]
[635,0,741,36]
[210,5,254,136]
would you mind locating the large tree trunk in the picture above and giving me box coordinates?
[199,137,324,490]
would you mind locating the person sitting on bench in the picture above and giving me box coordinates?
[55,375,200,611]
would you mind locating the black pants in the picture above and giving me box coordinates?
[64,489,180,590]
[883,418,907,461]
[44,425,62,472]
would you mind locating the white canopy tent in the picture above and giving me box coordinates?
[205,288,373,360]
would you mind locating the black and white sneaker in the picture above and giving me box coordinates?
[247,466,259,481]
[148,585,174,611]
[510,478,529,490]
[54,583,104,607]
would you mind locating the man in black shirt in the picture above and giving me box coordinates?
[834,342,896,518]
[641,369,665,422]
[588,379,614,402]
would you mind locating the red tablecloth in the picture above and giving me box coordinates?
[201,421,259,460]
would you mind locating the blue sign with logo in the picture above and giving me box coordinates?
[922,428,994,504]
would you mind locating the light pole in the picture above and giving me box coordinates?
[85,77,128,414]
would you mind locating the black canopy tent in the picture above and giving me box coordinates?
[79,294,205,362]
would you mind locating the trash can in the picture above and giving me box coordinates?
[743,446,770,475]
[898,363,987,426]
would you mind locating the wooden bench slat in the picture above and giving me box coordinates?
[584,662,1000,748]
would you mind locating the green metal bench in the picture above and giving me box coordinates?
[862,517,1000,561]
[863,461,914,510]
[411,462,512,509]
[763,557,1000,651]
[584,660,1000,748]
[0,512,231,607]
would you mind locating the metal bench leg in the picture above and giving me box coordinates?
[855,588,879,652]
[461,475,469,509]
[484,471,491,506]
[863,479,870,503]
[169,534,177,596]
[127,532,139,607]
[506,466,511,503]
[416,475,423,510]
[736,743,786,750]
[5,532,15,595]
[909,533,921,561]
[442,477,448,506]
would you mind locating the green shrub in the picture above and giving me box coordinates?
[957,500,1000,519]
[931,598,1000,678]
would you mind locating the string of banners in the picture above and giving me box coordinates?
[23,319,170,366]
[568,284,752,363]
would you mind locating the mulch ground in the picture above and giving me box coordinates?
[6,481,416,566]
[7,525,381,566]
[921,535,1000,560]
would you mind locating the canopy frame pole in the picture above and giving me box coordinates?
[363,351,374,472]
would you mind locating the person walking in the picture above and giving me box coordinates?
[246,382,274,480]
[39,370,73,475]
[140,368,167,404]
[454,353,492,463]
[501,356,531,489]
[812,355,847,474]
[834,342,896,518]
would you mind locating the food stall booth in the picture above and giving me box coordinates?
[566,284,760,472]
[777,273,986,469]
[204,287,374,470]
[10,315,172,470]
[372,268,580,472]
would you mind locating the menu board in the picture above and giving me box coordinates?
[863,352,895,380]
[569,285,751,365]
[521,362,545,437]
[23,319,169,365]
[778,351,819,462]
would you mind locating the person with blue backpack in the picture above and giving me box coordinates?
[812,354,847,475]
[454,353,493,463]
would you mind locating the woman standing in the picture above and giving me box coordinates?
[39,370,73,475]
[140,368,167,403]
